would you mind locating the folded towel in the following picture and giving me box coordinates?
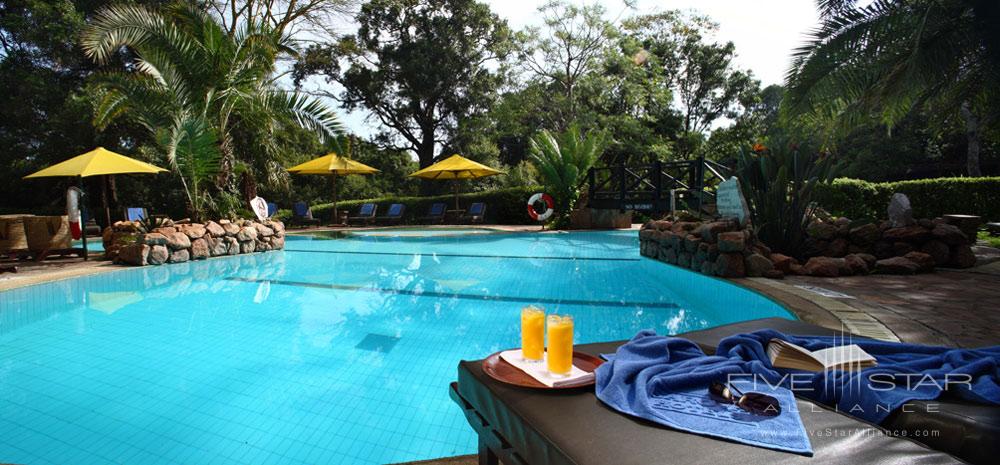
[500,349,595,388]
[714,329,1000,423]
[595,331,813,455]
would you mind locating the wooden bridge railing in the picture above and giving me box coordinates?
[584,157,731,214]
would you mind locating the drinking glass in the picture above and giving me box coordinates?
[546,314,574,375]
[520,306,545,362]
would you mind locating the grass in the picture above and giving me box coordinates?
[978,231,1000,248]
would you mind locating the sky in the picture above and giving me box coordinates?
[320,0,820,138]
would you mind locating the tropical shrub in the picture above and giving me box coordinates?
[813,177,1000,221]
[529,124,606,226]
[735,135,838,257]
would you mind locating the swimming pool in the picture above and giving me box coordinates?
[0,230,793,464]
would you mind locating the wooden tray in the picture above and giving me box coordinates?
[482,351,604,389]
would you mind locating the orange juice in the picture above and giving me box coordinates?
[520,306,545,361]
[546,314,574,375]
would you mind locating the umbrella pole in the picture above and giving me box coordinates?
[454,180,459,210]
[102,175,111,228]
[79,176,88,261]
[332,174,338,226]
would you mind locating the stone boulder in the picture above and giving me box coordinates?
[205,221,226,237]
[254,222,274,237]
[683,234,701,253]
[875,256,919,274]
[208,237,227,256]
[694,221,733,244]
[825,238,849,258]
[769,253,797,273]
[169,249,190,263]
[744,253,774,278]
[843,254,870,275]
[222,222,241,236]
[717,231,747,253]
[903,251,935,273]
[887,193,914,227]
[224,237,240,255]
[931,224,967,246]
[142,232,168,246]
[148,245,168,265]
[271,236,285,250]
[807,222,838,240]
[239,240,256,254]
[802,257,843,277]
[848,223,880,245]
[190,238,210,259]
[152,226,177,235]
[117,244,149,266]
[714,252,746,278]
[882,225,931,244]
[920,240,951,266]
[182,224,207,240]
[236,226,258,242]
[165,232,191,250]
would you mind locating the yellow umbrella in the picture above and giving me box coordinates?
[286,152,379,224]
[409,154,504,209]
[22,147,167,257]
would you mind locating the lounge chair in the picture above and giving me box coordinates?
[376,203,405,225]
[22,215,83,261]
[290,202,320,228]
[0,215,29,259]
[348,203,377,226]
[125,207,147,222]
[453,317,992,465]
[460,202,486,224]
[420,202,447,224]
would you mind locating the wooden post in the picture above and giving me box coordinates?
[79,176,88,261]
[101,175,111,228]
[653,160,662,214]
[617,163,626,213]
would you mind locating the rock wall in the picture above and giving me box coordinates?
[801,216,975,276]
[103,219,285,266]
[639,220,783,279]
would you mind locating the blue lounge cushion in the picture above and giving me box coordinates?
[386,204,404,217]
[428,203,446,216]
[468,203,484,215]
[267,202,278,218]
[126,208,146,222]
[293,202,310,217]
[358,203,375,216]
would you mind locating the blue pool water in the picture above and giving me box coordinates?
[0,230,793,464]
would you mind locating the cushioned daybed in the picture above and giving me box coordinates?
[451,318,998,465]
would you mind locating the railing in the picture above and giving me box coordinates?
[584,157,731,213]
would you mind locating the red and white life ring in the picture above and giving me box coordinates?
[527,193,554,221]
[66,187,83,240]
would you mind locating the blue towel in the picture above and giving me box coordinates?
[595,331,813,455]
[714,330,1000,423]
[126,208,146,221]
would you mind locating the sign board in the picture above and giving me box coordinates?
[716,176,750,226]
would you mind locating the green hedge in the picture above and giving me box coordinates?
[277,186,545,225]
[813,177,1000,221]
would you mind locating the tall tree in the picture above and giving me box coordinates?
[784,0,1000,176]
[203,0,356,38]
[517,0,614,127]
[293,0,513,193]
[82,1,341,217]
[622,12,759,158]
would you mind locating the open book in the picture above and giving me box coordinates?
[767,339,877,372]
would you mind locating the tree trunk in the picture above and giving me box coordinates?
[960,102,983,177]
[417,133,437,195]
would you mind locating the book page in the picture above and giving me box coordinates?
[811,344,876,368]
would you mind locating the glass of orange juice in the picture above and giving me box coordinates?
[546,314,574,376]
[520,306,545,362]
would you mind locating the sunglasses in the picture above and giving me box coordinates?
[709,381,782,417]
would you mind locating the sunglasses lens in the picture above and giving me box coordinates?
[708,382,729,399]
[739,393,782,416]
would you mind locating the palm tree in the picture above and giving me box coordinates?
[529,124,606,224]
[784,0,999,176]
[81,1,341,218]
